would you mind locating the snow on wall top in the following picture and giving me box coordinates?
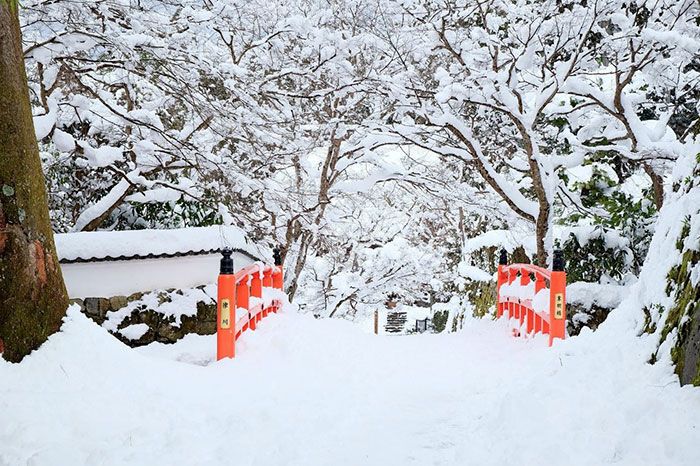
[55,226,267,263]
[566,282,626,309]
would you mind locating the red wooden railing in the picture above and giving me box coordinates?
[217,249,284,360]
[496,249,566,346]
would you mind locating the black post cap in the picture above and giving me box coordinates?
[220,248,234,275]
[552,249,565,272]
[499,248,508,265]
[273,246,283,266]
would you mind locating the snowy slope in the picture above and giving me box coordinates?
[2,304,699,466]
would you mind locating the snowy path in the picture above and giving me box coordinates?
[2,306,699,466]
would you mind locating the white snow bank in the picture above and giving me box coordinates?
[55,225,265,262]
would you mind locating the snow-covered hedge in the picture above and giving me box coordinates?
[630,151,700,386]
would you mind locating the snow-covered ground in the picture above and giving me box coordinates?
[2,300,699,466]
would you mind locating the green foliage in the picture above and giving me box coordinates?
[465,281,495,318]
[41,145,223,231]
[557,233,628,283]
[119,197,222,230]
[41,149,111,232]
[564,160,657,274]
[432,310,449,333]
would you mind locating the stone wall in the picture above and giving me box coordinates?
[662,231,700,386]
[71,286,217,347]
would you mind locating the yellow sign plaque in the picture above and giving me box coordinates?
[554,293,564,319]
[220,299,231,329]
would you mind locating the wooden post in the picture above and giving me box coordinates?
[496,249,507,318]
[272,248,284,313]
[549,250,566,346]
[217,250,235,360]
[374,310,379,335]
[273,267,283,290]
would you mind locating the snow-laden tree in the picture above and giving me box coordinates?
[17,0,700,324]
[22,0,305,232]
[552,0,699,279]
[376,0,699,266]
[558,0,699,208]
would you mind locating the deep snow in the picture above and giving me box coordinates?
[2,301,699,466]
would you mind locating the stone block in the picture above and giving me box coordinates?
[82,297,110,323]
[109,295,128,310]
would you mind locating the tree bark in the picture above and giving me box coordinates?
[0,2,69,362]
[643,163,665,210]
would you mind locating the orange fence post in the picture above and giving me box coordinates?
[548,250,566,346]
[496,249,507,318]
[217,249,236,360]
[272,247,284,312]
[250,270,262,330]
[215,248,285,358]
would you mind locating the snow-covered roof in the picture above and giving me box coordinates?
[55,226,267,263]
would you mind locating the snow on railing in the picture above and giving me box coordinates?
[216,248,284,360]
[496,249,566,346]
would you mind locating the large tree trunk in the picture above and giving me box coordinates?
[0,2,68,362]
